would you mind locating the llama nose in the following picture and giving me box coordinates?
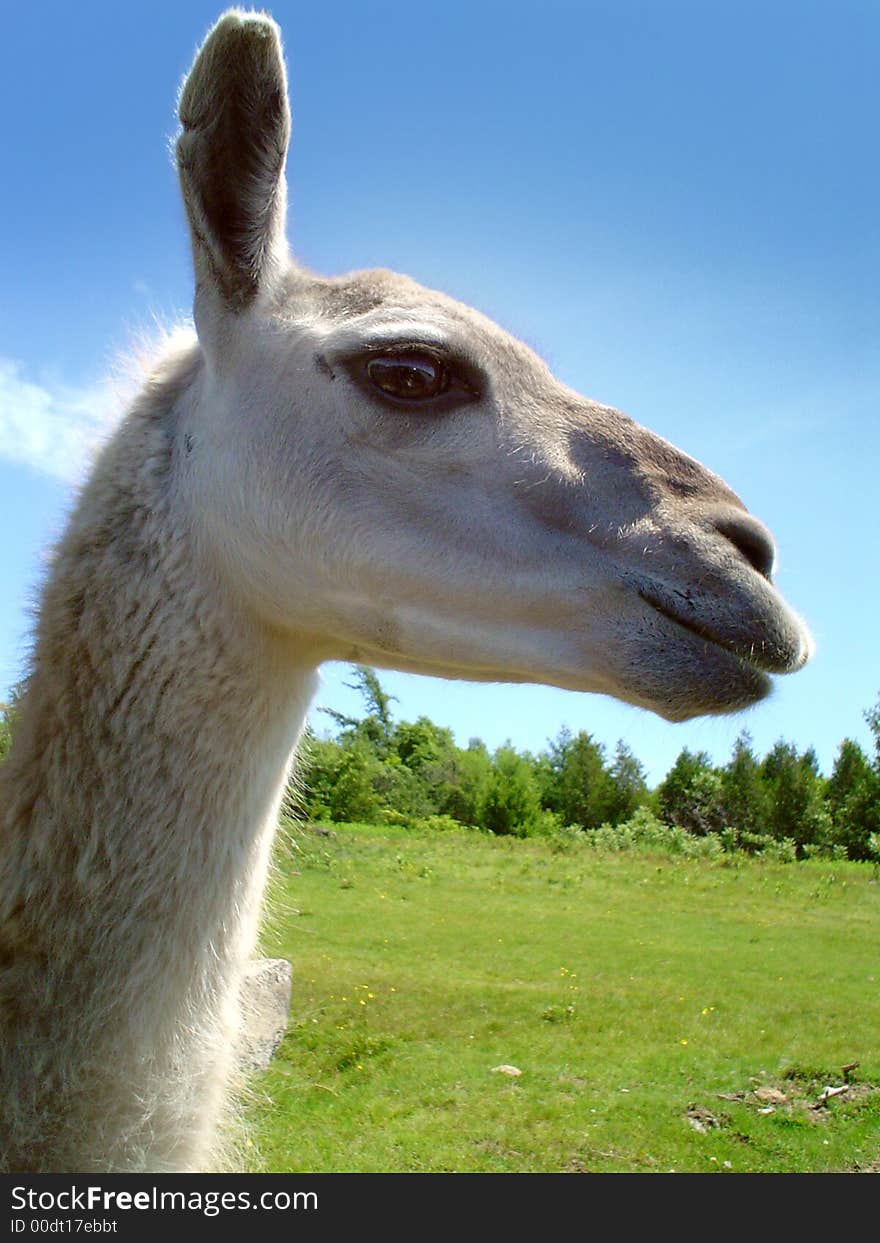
[710,510,777,580]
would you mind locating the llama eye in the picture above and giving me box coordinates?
[366,352,449,402]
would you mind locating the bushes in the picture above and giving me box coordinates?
[537,810,803,863]
[582,808,725,859]
[379,810,464,834]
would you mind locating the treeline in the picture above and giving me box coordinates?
[291,669,880,863]
[1,671,878,862]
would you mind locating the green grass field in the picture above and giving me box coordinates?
[248,821,880,1173]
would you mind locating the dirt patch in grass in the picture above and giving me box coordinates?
[687,1072,879,1131]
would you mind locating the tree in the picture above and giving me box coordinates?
[370,753,437,818]
[606,740,649,824]
[481,745,543,836]
[825,738,877,859]
[349,667,395,738]
[326,742,384,824]
[827,738,873,822]
[393,716,453,771]
[434,740,493,826]
[293,730,339,820]
[320,665,396,756]
[657,749,725,835]
[542,728,617,828]
[866,693,880,765]
[720,732,769,836]
[760,741,830,853]
[295,732,384,823]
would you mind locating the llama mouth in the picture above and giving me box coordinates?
[637,584,803,676]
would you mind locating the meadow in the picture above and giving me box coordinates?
[249,821,880,1173]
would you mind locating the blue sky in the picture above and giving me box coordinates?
[1,0,877,783]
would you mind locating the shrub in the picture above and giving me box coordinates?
[802,841,848,861]
[408,813,465,834]
[583,808,723,858]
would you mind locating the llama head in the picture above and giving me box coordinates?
[175,11,810,722]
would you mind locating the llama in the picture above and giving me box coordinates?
[0,10,810,1172]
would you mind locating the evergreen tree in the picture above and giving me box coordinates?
[824,696,880,860]
[606,740,649,824]
[827,738,873,822]
[542,728,617,828]
[721,731,768,836]
[866,694,880,765]
[657,749,725,835]
[760,741,830,853]
[321,666,396,756]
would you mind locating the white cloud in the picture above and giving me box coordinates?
[0,358,122,483]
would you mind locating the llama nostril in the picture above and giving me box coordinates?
[712,511,777,580]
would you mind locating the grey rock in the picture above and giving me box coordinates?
[238,958,293,1071]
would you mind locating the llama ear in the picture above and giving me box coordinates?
[176,11,290,334]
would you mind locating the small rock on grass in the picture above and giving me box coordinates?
[755,1087,788,1105]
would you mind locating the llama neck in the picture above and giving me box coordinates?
[0,349,318,1170]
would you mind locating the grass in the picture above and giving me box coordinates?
[246,820,880,1172]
